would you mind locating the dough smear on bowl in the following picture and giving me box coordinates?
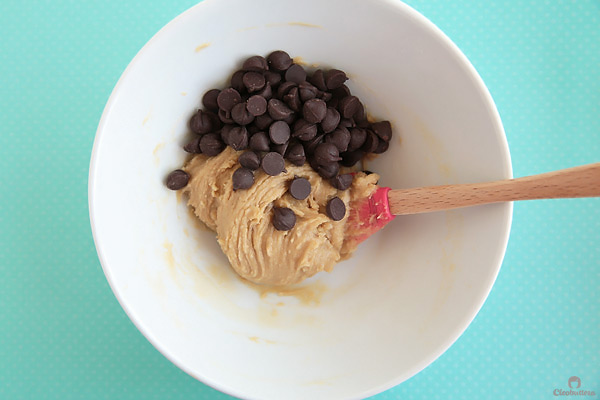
[183,147,378,286]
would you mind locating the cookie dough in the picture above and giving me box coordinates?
[183,147,378,286]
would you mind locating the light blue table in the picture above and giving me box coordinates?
[0,1,598,399]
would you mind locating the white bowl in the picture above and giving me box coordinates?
[89,0,512,398]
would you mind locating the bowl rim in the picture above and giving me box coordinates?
[88,0,513,398]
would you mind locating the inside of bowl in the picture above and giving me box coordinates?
[90,0,511,398]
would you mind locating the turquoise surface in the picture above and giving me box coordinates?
[0,0,598,399]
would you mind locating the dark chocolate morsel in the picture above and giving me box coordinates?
[286,143,306,166]
[238,151,261,170]
[309,69,327,91]
[202,89,220,112]
[284,64,307,84]
[264,71,282,87]
[183,136,202,153]
[361,130,379,153]
[347,127,367,151]
[199,133,225,156]
[371,121,392,142]
[302,98,327,124]
[338,96,361,119]
[166,170,190,190]
[230,70,246,93]
[277,81,297,99]
[232,167,254,190]
[189,110,214,134]
[313,142,342,165]
[269,120,291,145]
[325,127,351,152]
[316,162,340,179]
[268,99,294,121]
[330,173,353,190]
[243,71,266,92]
[283,86,302,112]
[326,196,346,221]
[246,95,268,116]
[228,126,249,150]
[340,150,364,167]
[272,207,296,231]
[267,50,293,71]
[320,107,341,133]
[254,113,273,130]
[261,152,285,176]
[218,108,235,124]
[242,55,268,72]
[324,69,348,90]
[249,131,271,152]
[217,88,242,112]
[289,177,311,200]
[256,81,273,100]
[373,138,390,154]
[298,81,318,102]
[231,102,255,125]
[293,119,318,141]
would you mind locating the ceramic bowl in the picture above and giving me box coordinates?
[89,0,512,398]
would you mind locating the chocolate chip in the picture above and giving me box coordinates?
[243,72,266,92]
[298,81,318,102]
[247,125,259,135]
[286,143,306,166]
[371,121,392,142]
[285,64,307,84]
[293,119,318,141]
[373,138,389,154]
[230,70,246,93]
[314,142,341,165]
[228,126,249,150]
[202,89,220,112]
[199,133,225,156]
[261,152,285,176]
[254,113,273,130]
[347,128,367,151]
[232,167,254,190]
[267,50,293,71]
[256,82,273,100]
[218,108,235,124]
[338,96,361,119]
[318,91,333,102]
[302,98,327,123]
[249,131,270,152]
[361,130,379,153]
[283,86,302,112]
[309,69,327,91]
[282,112,297,126]
[339,118,355,128]
[272,140,289,156]
[353,101,366,123]
[246,95,267,116]
[183,136,202,153]
[166,169,190,190]
[326,197,346,221]
[330,173,353,190]
[277,81,297,99]
[340,150,364,167]
[268,99,294,121]
[320,107,341,133]
[231,102,255,125]
[331,84,351,99]
[243,55,268,72]
[325,69,348,90]
[264,71,282,87]
[327,97,339,109]
[272,207,296,231]
[316,162,340,179]
[303,134,324,154]
[325,127,351,152]
[289,177,311,200]
[189,110,214,134]
[217,88,242,112]
[238,151,261,170]
[269,121,290,144]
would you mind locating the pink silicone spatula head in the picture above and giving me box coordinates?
[346,186,395,247]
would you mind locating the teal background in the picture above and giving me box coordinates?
[1,0,598,399]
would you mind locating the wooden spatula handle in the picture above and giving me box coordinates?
[388,163,600,215]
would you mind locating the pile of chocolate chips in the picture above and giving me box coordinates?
[166,50,392,229]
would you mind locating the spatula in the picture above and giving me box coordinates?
[347,163,600,246]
